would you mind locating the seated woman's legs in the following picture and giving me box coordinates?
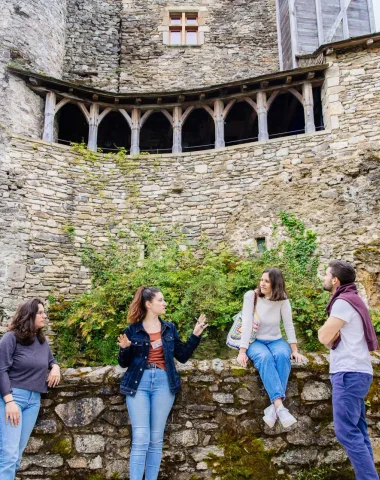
[126,371,152,480]
[145,369,175,480]
[247,340,286,403]
[266,338,291,394]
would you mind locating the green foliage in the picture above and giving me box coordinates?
[206,431,276,479]
[62,224,75,242]
[296,465,355,480]
[370,309,380,334]
[50,213,329,366]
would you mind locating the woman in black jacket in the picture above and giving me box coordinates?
[117,286,207,480]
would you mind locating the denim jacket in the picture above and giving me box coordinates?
[118,319,201,396]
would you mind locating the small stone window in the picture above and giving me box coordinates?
[161,7,208,46]
[256,237,267,253]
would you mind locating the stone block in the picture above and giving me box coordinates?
[55,397,105,427]
[34,419,58,434]
[8,263,26,281]
[169,429,199,447]
[301,381,331,401]
[74,434,105,453]
[212,392,234,404]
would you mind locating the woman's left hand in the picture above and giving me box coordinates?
[47,364,61,387]
[193,314,208,337]
[290,351,305,363]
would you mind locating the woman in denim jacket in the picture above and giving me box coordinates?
[117,286,207,480]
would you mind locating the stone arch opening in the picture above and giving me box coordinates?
[267,91,305,139]
[98,110,131,152]
[313,86,324,131]
[57,103,88,146]
[182,107,215,152]
[140,111,172,154]
[224,101,258,146]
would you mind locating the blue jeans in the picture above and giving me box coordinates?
[247,338,291,403]
[0,388,41,480]
[331,372,379,480]
[126,368,175,480]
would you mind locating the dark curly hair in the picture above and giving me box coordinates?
[9,298,46,345]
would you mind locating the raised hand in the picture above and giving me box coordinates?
[117,333,132,349]
[193,314,208,337]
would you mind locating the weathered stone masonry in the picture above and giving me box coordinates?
[16,357,380,479]
[1,44,380,325]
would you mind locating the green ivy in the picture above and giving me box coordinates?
[49,214,333,366]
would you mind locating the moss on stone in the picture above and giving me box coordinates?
[49,437,73,456]
[206,425,277,479]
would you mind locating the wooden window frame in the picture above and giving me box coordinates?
[169,12,199,45]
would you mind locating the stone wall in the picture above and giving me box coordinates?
[61,0,279,92]
[63,0,122,92]
[118,0,279,93]
[0,0,68,325]
[17,357,380,479]
[1,45,380,323]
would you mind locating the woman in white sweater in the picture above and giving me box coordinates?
[237,268,304,428]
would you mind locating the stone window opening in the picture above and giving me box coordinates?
[256,237,267,253]
[169,12,199,45]
[161,7,208,46]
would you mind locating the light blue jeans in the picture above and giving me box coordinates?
[247,338,292,403]
[0,388,41,480]
[126,368,175,480]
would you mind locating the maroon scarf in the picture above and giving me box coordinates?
[326,283,378,351]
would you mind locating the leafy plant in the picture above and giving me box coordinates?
[49,213,330,366]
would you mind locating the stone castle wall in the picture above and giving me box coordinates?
[1,44,380,324]
[0,0,68,325]
[62,0,279,92]
[118,0,279,92]
[16,357,380,479]
[63,0,122,92]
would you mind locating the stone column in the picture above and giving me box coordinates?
[302,82,316,134]
[214,99,225,149]
[88,104,99,152]
[42,91,57,142]
[130,108,141,155]
[172,106,182,154]
[257,91,269,141]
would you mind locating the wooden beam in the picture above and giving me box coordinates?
[302,82,315,133]
[88,104,99,152]
[172,106,182,153]
[325,0,353,43]
[214,99,225,148]
[315,0,324,45]
[340,0,349,39]
[257,91,269,141]
[289,0,298,68]
[42,91,56,142]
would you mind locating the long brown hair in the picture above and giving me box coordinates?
[9,298,46,345]
[257,268,288,301]
[127,286,161,323]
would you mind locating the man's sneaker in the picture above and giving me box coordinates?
[276,406,297,428]
[262,404,277,428]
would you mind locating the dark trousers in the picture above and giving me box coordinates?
[331,372,379,480]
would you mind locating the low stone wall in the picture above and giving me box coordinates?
[18,355,380,480]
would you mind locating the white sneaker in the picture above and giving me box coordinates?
[276,406,297,428]
[264,404,273,416]
[262,404,277,428]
